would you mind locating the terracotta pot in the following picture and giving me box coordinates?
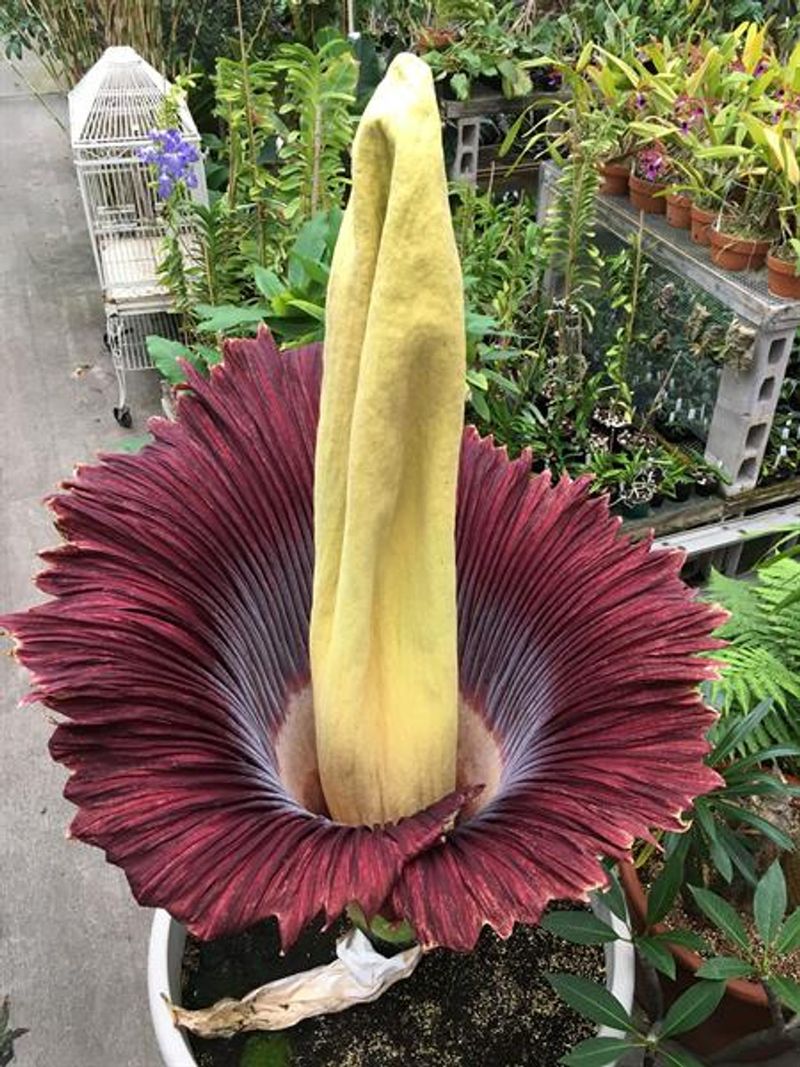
[629,173,667,214]
[709,227,770,272]
[619,862,796,1059]
[665,192,691,230]
[598,159,630,197]
[767,252,800,299]
[690,203,716,246]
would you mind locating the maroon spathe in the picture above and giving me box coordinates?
[2,328,726,951]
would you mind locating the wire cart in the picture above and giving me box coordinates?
[68,46,207,425]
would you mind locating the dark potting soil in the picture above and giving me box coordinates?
[182,904,603,1067]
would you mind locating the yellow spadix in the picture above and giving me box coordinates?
[310,53,465,825]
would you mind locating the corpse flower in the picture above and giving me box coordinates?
[3,55,725,956]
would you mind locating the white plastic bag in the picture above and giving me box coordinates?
[170,930,422,1038]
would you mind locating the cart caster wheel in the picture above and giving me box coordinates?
[114,405,132,428]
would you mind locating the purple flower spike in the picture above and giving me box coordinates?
[137,128,200,200]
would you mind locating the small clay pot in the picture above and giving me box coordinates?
[709,227,770,272]
[767,252,800,299]
[629,173,667,214]
[618,863,780,1056]
[665,191,691,230]
[598,159,630,197]
[690,203,716,246]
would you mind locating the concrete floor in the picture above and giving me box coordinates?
[0,59,161,1067]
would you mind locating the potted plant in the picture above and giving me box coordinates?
[709,169,776,272]
[629,145,672,214]
[416,1,534,101]
[743,108,800,297]
[616,538,800,1055]
[149,893,637,1067]
[559,858,800,1065]
[662,27,778,248]
[618,704,800,1056]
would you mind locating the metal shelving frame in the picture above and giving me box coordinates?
[538,160,800,498]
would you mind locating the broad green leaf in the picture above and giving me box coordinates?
[546,974,634,1032]
[753,862,787,948]
[145,335,192,384]
[540,911,618,946]
[291,254,330,286]
[715,823,757,886]
[469,386,490,421]
[466,370,488,391]
[635,935,676,980]
[695,957,754,980]
[575,42,594,73]
[715,802,795,853]
[560,1036,636,1066]
[284,298,325,322]
[658,1045,707,1067]
[769,976,800,1015]
[240,1033,291,1067]
[777,906,800,953]
[710,699,773,766]
[689,887,749,952]
[647,837,689,926]
[450,72,470,100]
[253,266,284,300]
[660,980,727,1038]
[194,304,267,334]
[599,868,628,925]
[195,344,222,368]
[113,434,153,454]
[650,930,709,954]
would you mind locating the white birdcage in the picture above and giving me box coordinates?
[68,46,207,425]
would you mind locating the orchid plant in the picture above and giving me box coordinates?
[2,52,727,1044]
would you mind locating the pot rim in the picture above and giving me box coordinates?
[629,173,667,193]
[148,897,636,1066]
[690,203,717,221]
[618,861,768,1009]
[600,159,631,175]
[708,227,771,253]
[767,251,800,277]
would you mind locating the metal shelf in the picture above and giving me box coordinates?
[540,161,800,330]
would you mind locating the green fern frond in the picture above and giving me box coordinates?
[707,550,800,756]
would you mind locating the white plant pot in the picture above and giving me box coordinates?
[148,897,636,1067]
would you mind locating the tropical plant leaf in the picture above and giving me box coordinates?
[540,911,618,945]
[777,906,800,953]
[240,1033,291,1067]
[647,836,689,926]
[636,935,676,980]
[689,887,749,952]
[547,974,634,1032]
[695,957,754,980]
[768,976,800,1015]
[560,1036,637,1066]
[660,980,727,1038]
[753,862,787,948]
[657,1045,707,1067]
[145,336,193,385]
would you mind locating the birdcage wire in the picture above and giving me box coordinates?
[67,46,206,424]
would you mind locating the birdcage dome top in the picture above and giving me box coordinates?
[68,46,199,150]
